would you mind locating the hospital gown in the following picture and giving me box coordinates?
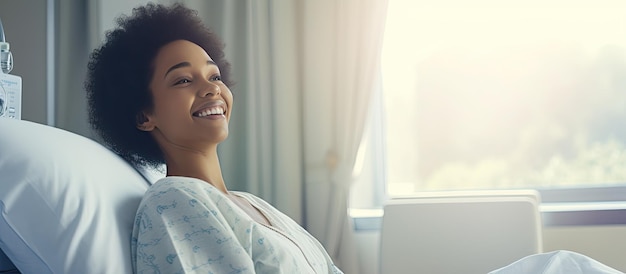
[131,176,343,274]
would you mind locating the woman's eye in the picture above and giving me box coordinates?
[210,75,222,81]
[174,78,191,85]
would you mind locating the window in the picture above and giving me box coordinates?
[378,0,626,198]
[350,0,626,228]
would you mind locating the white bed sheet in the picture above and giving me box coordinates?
[490,250,624,274]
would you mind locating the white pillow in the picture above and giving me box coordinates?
[0,118,151,273]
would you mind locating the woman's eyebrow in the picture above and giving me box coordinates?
[206,60,217,68]
[164,60,218,78]
[164,62,190,78]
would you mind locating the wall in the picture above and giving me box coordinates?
[543,225,626,271]
[356,225,626,274]
[0,0,49,124]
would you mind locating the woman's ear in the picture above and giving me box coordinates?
[136,112,155,131]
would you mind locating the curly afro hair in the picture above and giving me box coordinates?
[86,3,233,169]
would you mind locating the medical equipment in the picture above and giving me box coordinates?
[0,16,22,119]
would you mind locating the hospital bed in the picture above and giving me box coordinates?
[1,119,623,274]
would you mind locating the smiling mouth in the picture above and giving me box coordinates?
[193,106,226,117]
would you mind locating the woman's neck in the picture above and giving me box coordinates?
[164,148,228,194]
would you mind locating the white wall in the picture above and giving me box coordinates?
[543,226,626,271]
[356,225,626,274]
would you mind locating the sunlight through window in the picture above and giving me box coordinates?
[381,0,626,195]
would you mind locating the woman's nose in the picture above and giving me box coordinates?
[199,81,221,97]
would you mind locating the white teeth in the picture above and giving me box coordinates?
[196,106,224,117]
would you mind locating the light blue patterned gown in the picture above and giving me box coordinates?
[131,176,343,274]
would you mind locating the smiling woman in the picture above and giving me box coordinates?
[85,3,342,273]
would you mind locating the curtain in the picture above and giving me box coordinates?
[300,1,388,273]
[55,0,91,137]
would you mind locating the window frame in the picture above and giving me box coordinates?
[350,87,626,231]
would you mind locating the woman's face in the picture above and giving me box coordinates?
[141,39,233,151]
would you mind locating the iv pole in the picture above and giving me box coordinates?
[0,17,13,74]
